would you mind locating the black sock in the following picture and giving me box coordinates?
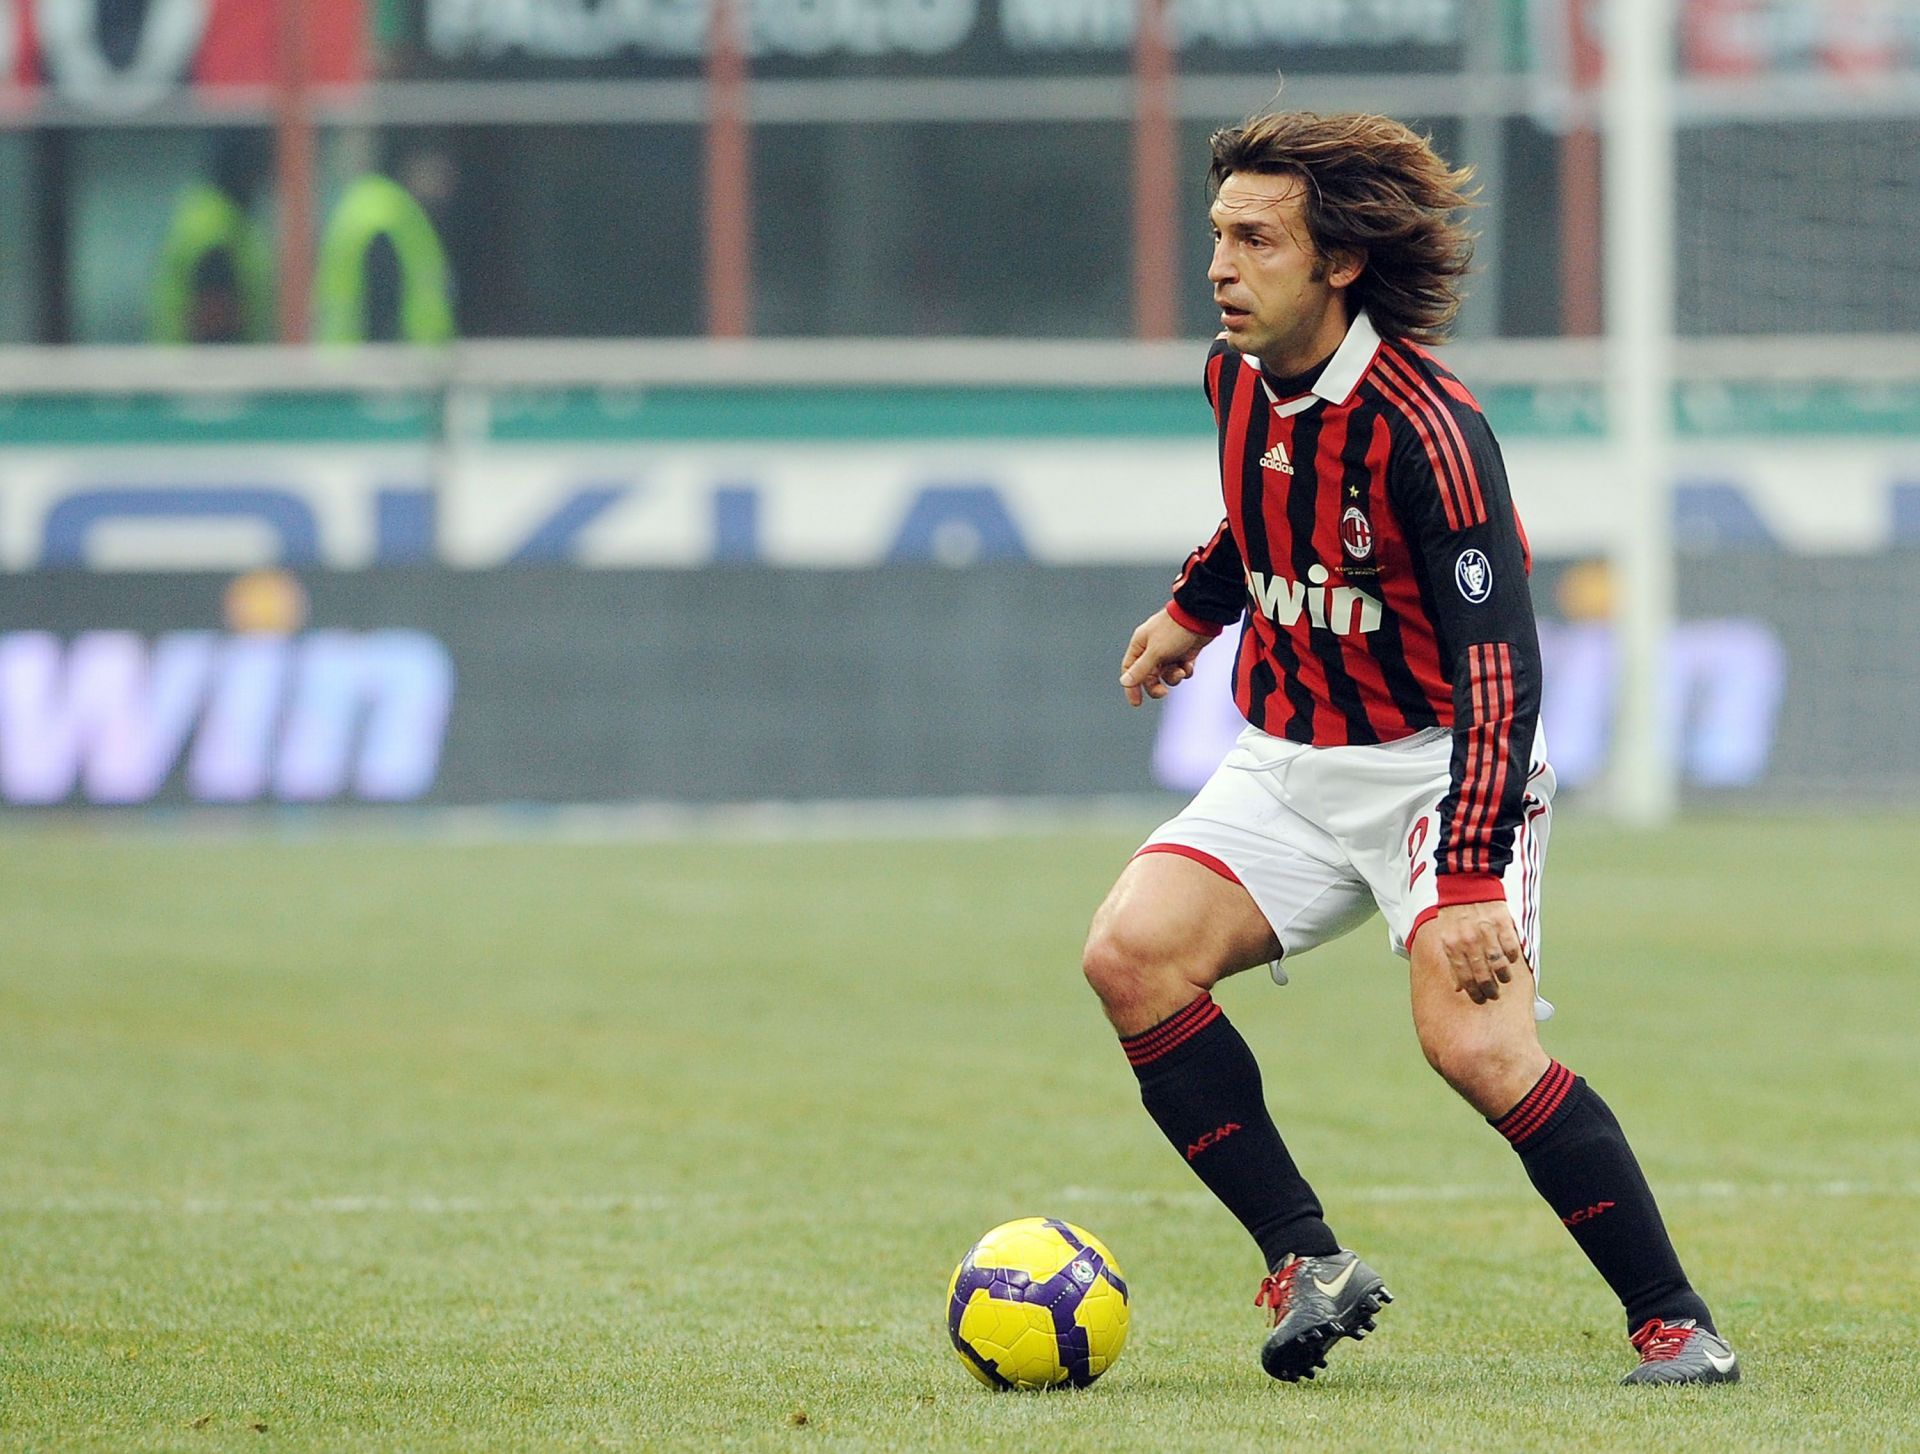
[1121,993,1338,1266]
[1492,1061,1715,1334]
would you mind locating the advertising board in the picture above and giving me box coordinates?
[3,557,1911,809]
[396,0,1465,80]
[4,377,1917,571]
[3,0,365,106]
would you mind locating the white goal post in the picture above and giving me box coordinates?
[1606,0,1681,827]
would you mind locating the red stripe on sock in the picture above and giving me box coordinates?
[1497,1061,1574,1145]
[1505,1052,1566,1137]
[1122,993,1214,1053]
[1122,996,1218,1064]
[1495,1061,1565,1137]
[1121,993,1222,1067]
[1509,1075,1573,1145]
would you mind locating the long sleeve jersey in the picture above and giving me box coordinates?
[1166,311,1542,904]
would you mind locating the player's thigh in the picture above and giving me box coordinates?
[1134,728,1379,966]
[1086,850,1281,990]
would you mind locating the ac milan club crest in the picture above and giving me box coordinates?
[1340,506,1374,561]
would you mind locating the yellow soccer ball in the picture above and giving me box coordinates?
[945,1217,1130,1390]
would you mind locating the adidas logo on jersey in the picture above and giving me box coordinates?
[1259,442,1295,474]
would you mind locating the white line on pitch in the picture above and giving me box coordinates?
[5,1179,1917,1217]
[0,1192,716,1216]
[1056,1179,1920,1208]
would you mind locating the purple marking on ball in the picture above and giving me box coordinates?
[947,1260,1017,1387]
[1038,1254,1101,1386]
[1044,1220,1129,1311]
[1044,1219,1087,1253]
[950,1257,1098,1388]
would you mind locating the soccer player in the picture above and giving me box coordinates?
[1082,112,1739,1387]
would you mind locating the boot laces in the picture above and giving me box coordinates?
[1630,1318,1699,1362]
[1254,1257,1302,1326]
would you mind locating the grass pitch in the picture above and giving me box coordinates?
[3,814,1917,1451]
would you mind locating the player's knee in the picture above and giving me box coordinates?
[1079,919,1150,1009]
[1081,914,1194,1019]
[1418,1020,1533,1109]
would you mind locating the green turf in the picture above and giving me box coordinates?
[3,815,1917,1450]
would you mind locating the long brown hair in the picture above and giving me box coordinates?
[1208,111,1477,344]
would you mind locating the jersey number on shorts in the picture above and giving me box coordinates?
[1407,816,1432,889]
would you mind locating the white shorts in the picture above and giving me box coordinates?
[1139,723,1556,1010]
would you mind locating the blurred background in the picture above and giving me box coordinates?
[0,0,1916,818]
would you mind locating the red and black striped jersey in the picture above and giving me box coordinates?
[1167,311,1541,903]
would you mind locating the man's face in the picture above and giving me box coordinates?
[1208,171,1357,369]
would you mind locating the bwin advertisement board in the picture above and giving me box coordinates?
[2,557,1914,810]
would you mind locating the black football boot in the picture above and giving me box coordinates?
[1255,1249,1392,1382]
[1622,1318,1741,1385]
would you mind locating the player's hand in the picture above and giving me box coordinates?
[1119,610,1212,706]
[1433,901,1526,1004]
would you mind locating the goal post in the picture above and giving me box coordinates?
[1604,0,1681,826]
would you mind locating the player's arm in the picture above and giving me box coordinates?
[1122,342,1247,706]
[1120,521,1243,705]
[1389,403,1542,1001]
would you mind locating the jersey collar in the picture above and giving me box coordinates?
[1253,309,1382,418]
